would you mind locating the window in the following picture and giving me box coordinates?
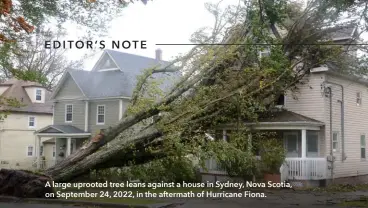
[332,132,339,152]
[40,146,43,156]
[52,146,56,157]
[65,104,73,122]
[27,145,33,156]
[307,131,318,153]
[357,92,362,106]
[28,116,35,128]
[97,105,105,124]
[276,94,285,106]
[35,89,42,101]
[361,135,366,159]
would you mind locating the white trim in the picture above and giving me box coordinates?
[52,96,131,102]
[310,66,329,73]
[98,68,120,72]
[50,70,87,100]
[84,101,89,132]
[26,145,34,157]
[65,104,73,123]
[119,99,123,120]
[35,133,91,137]
[96,105,105,125]
[92,51,122,72]
[52,103,55,125]
[28,116,36,128]
[254,125,321,131]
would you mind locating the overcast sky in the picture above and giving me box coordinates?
[66,0,240,70]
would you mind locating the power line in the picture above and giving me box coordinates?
[156,43,368,46]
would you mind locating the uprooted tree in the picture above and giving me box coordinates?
[2,0,368,197]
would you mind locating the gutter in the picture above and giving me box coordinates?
[325,81,346,161]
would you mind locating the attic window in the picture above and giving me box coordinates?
[36,89,42,101]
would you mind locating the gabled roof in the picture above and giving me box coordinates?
[0,78,52,114]
[35,125,88,134]
[52,50,181,100]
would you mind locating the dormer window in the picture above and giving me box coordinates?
[36,89,42,101]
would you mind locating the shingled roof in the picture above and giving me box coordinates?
[52,49,180,99]
[0,78,53,114]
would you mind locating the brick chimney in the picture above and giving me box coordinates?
[155,48,162,61]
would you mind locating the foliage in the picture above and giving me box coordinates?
[259,136,286,174]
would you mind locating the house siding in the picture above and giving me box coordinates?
[53,101,85,131]
[324,74,368,178]
[88,100,121,136]
[284,73,327,160]
[54,73,84,100]
[0,113,52,170]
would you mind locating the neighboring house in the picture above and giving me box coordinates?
[202,26,367,187]
[0,79,53,170]
[34,49,175,169]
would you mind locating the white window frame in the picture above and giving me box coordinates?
[65,104,73,122]
[52,145,56,158]
[361,134,366,159]
[35,88,42,101]
[28,116,36,128]
[259,49,271,59]
[357,91,362,106]
[332,132,339,152]
[27,145,34,157]
[96,105,105,125]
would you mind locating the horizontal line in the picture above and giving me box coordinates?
[156,43,367,46]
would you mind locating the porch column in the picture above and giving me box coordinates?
[66,137,71,156]
[301,129,307,158]
[36,136,41,169]
[84,101,89,132]
[222,130,226,141]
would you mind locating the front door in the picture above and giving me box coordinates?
[284,132,299,157]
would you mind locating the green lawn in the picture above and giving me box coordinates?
[340,197,368,207]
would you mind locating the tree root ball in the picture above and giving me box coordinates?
[0,169,55,198]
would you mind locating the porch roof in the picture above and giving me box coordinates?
[246,110,324,130]
[217,110,324,130]
[35,125,91,138]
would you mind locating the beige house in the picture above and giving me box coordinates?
[201,26,367,187]
[0,79,53,170]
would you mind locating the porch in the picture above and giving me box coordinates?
[34,125,91,169]
[201,110,328,181]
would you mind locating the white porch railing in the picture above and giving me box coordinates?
[285,158,327,180]
[201,157,327,180]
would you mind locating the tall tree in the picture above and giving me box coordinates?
[0,28,84,88]
[2,0,368,197]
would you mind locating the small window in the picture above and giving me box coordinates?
[276,94,285,106]
[357,92,362,106]
[40,146,43,156]
[36,89,42,101]
[52,146,56,157]
[28,116,35,128]
[65,104,73,122]
[97,105,105,125]
[27,145,34,156]
[361,135,366,159]
[332,132,339,152]
[259,50,270,59]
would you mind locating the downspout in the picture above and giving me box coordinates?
[325,81,345,161]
